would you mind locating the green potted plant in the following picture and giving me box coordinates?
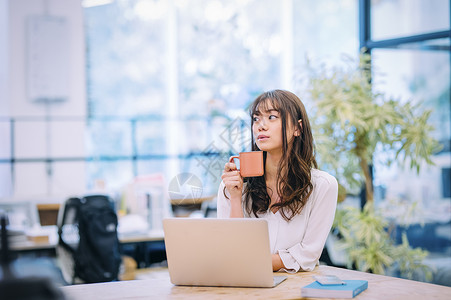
[303,54,441,280]
[333,202,432,280]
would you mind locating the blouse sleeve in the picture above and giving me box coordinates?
[278,173,338,272]
[216,181,231,218]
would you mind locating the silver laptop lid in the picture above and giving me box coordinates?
[163,218,275,287]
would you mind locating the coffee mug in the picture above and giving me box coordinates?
[229,151,264,177]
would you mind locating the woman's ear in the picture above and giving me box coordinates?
[294,119,302,136]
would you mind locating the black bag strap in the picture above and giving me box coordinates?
[58,197,82,254]
[1,214,14,280]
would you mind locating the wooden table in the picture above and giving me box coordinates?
[61,265,451,300]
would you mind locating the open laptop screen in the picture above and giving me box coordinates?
[163,218,286,288]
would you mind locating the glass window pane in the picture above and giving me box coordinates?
[179,156,226,197]
[175,118,209,155]
[372,49,450,143]
[136,120,167,156]
[371,0,450,41]
[293,0,358,67]
[86,160,134,193]
[87,120,133,157]
[177,0,282,115]
[371,48,451,255]
[82,0,362,200]
[85,1,167,116]
[137,159,167,177]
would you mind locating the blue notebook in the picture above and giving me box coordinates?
[301,280,368,298]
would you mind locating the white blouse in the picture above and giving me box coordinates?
[217,169,338,272]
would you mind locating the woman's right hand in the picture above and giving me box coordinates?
[221,160,243,204]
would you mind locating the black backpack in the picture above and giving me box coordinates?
[58,195,121,283]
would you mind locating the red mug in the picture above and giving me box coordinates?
[229,151,264,177]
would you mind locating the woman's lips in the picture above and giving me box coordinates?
[257,135,269,140]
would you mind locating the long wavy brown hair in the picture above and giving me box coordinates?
[244,90,317,221]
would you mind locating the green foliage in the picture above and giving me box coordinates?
[307,54,442,197]
[333,203,432,280]
[306,54,439,280]
[392,233,433,281]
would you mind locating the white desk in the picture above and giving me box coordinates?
[8,227,164,252]
[8,226,58,252]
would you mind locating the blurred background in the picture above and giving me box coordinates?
[0,0,450,286]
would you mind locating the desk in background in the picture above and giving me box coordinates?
[9,227,164,248]
[7,225,58,258]
[61,265,451,300]
[170,195,215,217]
[119,230,165,268]
[9,227,164,267]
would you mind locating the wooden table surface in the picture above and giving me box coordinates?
[61,265,451,300]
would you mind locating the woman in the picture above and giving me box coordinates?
[217,89,338,272]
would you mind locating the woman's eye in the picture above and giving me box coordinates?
[253,116,259,122]
[269,115,278,120]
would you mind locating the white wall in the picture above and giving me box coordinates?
[1,0,87,202]
[0,0,9,116]
[9,0,86,117]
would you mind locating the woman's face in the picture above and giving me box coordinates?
[252,101,297,154]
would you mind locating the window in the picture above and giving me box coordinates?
[83,0,359,196]
[371,0,450,41]
[362,0,451,256]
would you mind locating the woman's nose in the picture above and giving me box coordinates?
[257,119,267,130]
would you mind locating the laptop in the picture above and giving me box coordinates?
[163,218,287,288]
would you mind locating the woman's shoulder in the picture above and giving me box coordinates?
[311,169,338,187]
[310,169,339,205]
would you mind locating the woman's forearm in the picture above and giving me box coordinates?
[229,197,244,218]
